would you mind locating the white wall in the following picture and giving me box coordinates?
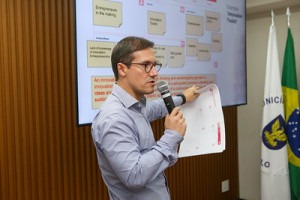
[238,9,300,200]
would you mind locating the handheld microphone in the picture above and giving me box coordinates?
[157,81,175,114]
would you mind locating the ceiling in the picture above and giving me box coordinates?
[246,0,300,19]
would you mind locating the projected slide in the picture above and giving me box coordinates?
[75,0,246,125]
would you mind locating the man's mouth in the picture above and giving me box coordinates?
[147,80,156,84]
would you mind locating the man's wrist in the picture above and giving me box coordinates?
[177,94,186,105]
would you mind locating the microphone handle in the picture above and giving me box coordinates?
[162,92,175,114]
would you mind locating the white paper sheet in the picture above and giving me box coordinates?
[178,84,226,158]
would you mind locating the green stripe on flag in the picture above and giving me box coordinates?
[282,28,297,90]
[289,164,300,199]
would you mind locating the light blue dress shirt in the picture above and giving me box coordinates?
[91,83,183,200]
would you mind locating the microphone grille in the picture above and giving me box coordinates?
[157,81,169,93]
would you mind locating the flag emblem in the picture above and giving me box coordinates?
[262,115,287,150]
[286,108,300,165]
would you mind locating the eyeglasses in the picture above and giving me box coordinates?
[125,61,162,73]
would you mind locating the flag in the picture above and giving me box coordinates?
[282,27,300,200]
[261,23,290,200]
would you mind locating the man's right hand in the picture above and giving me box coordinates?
[164,107,186,136]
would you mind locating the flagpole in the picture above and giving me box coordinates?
[271,10,274,27]
[286,7,291,27]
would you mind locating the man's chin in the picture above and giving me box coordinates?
[145,90,154,95]
[144,88,155,95]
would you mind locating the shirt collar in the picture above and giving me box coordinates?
[112,83,147,108]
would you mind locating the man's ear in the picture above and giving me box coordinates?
[117,63,128,78]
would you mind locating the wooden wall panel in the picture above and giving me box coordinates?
[0,0,239,199]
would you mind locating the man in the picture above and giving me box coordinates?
[91,36,200,200]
